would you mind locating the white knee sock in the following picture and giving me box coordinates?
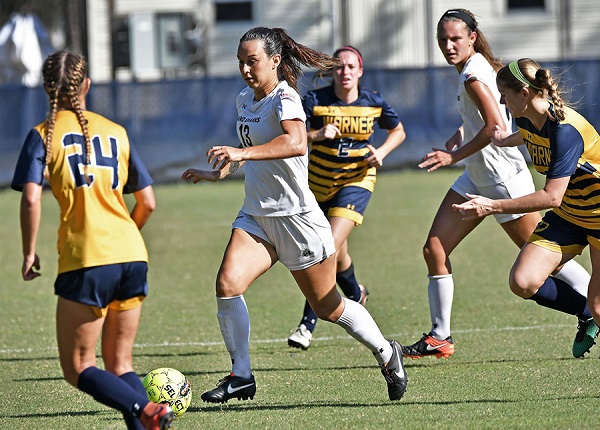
[335,298,392,365]
[428,274,454,340]
[216,295,252,378]
[554,260,590,297]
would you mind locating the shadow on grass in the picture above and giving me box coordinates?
[133,350,217,359]
[0,355,58,362]
[4,390,600,420]
[187,390,600,413]
[15,369,225,382]
[401,355,579,368]
[184,363,378,377]
[10,355,584,383]
[2,410,109,419]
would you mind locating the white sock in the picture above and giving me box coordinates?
[216,295,252,378]
[335,298,392,365]
[428,274,454,340]
[554,260,590,297]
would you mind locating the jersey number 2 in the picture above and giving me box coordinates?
[63,133,119,188]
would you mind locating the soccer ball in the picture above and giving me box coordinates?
[142,368,192,417]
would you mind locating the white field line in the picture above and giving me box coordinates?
[0,323,573,355]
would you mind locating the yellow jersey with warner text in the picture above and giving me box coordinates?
[11,110,153,273]
[303,85,400,201]
[515,105,600,229]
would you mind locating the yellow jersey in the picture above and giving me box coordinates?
[12,110,153,273]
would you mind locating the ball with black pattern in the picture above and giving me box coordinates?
[142,367,192,417]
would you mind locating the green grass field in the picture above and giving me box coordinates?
[1,168,598,429]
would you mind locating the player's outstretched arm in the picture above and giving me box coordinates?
[454,176,569,220]
[181,168,222,183]
[491,126,524,147]
[182,144,247,183]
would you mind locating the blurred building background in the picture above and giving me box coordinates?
[1,0,599,185]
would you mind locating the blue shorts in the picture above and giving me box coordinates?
[318,186,372,225]
[54,262,148,317]
[529,210,600,254]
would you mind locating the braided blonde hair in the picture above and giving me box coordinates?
[42,51,91,167]
[497,58,567,121]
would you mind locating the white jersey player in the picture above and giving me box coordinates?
[181,26,408,403]
[403,8,593,360]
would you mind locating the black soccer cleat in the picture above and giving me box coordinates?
[201,373,256,403]
[402,332,455,359]
[380,340,408,401]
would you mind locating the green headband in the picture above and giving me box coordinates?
[508,61,541,90]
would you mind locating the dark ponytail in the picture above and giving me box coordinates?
[240,27,339,91]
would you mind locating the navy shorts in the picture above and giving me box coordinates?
[54,262,148,316]
[529,210,600,254]
[318,186,372,225]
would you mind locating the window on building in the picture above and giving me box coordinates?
[215,2,253,22]
[112,16,130,69]
[507,0,545,10]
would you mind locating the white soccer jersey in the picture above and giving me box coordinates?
[458,53,528,187]
[236,80,320,216]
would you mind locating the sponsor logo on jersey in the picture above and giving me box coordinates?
[280,92,297,101]
[238,116,261,123]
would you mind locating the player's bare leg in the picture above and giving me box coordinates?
[201,229,275,403]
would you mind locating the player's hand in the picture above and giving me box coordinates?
[314,124,341,142]
[452,193,496,220]
[365,144,384,167]
[207,146,244,170]
[445,133,462,151]
[22,254,41,281]
[181,168,220,183]
[491,125,510,147]
[418,148,453,172]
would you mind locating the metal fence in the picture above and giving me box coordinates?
[2,59,599,187]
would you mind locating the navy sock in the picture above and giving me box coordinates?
[78,367,149,418]
[300,300,318,332]
[120,371,148,397]
[119,372,147,430]
[337,263,361,302]
[530,276,591,319]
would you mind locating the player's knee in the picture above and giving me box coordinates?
[215,270,245,297]
[509,268,539,298]
[423,237,439,258]
[423,238,448,271]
